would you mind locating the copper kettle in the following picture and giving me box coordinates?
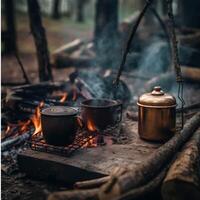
[137,86,176,142]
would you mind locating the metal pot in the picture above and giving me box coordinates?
[80,99,123,132]
[41,106,79,146]
[137,86,176,142]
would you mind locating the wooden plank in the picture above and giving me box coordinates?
[18,149,105,184]
[17,120,160,184]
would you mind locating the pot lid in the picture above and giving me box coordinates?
[41,106,78,116]
[137,86,176,107]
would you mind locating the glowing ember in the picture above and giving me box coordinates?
[82,136,97,148]
[59,92,68,102]
[31,101,44,136]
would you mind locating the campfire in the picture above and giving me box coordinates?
[2,82,126,158]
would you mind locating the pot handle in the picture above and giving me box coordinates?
[115,103,123,124]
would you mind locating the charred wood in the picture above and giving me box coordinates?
[1,128,34,152]
[53,54,93,68]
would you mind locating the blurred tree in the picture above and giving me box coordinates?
[27,0,53,81]
[75,0,87,22]
[94,0,119,67]
[178,0,200,29]
[3,0,17,54]
[52,0,61,19]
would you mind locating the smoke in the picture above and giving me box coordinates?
[138,40,170,76]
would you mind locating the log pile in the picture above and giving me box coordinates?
[162,129,200,200]
[48,112,200,200]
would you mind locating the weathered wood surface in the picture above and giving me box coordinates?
[18,120,160,183]
[161,128,200,200]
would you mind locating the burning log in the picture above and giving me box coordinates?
[1,128,34,152]
[47,112,200,200]
[161,128,200,200]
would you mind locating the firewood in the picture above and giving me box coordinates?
[74,167,128,190]
[116,165,169,200]
[181,66,200,83]
[52,39,84,55]
[145,66,200,92]
[74,176,109,189]
[161,128,200,200]
[47,113,200,200]
[1,128,34,152]
[107,113,200,197]
[53,54,93,68]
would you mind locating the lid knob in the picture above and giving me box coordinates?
[151,86,164,96]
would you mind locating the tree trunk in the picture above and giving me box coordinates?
[27,0,53,82]
[161,128,200,200]
[94,0,119,68]
[4,0,17,54]
[52,0,61,19]
[76,0,85,22]
[178,0,200,29]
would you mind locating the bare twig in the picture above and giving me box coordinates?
[15,53,31,84]
[114,0,154,84]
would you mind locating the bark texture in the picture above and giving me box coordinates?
[4,0,17,54]
[94,0,119,68]
[27,0,53,81]
[161,128,200,200]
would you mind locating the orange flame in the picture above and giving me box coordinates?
[31,101,44,136]
[87,120,96,132]
[60,92,68,103]
[5,125,11,134]
[19,120,31,133]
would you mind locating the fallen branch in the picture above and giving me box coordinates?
[117,166,169,200]
[53,54,93,68]
[52,39,84,55]
[161,128,200,200]
[15,53,31,84]
[74,176,109,189]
